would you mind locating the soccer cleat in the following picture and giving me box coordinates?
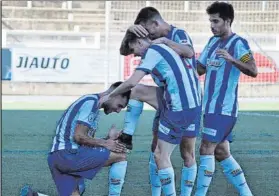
[118,132,133,150]
[20,185,36,196]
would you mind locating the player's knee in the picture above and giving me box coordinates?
[181,150,195,167]
[180,145,195,166]
[154,146,164,163]
[215,147,230,162]
[115,153,127,162]
[199,140,215,155]
[151,134,158,153]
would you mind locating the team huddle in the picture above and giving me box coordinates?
[21,2,258,196]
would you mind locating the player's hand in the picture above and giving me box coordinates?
[152,37,168,44]
[107,124,122,140]
[128,25,149,37]
[216,49,234,63]
[101,94,110,104]
[105,139,127,153]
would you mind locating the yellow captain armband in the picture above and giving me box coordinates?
[240,53,253,63]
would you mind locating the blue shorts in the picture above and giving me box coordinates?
[152,107,201,138]
[47,146,110,196]
[202,114,237,143]
[152,87,201,144]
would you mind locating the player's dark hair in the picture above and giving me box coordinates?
[206,1,234,26]
[110,81,131,104]
[134,7,161,25]
[120,32,141,55]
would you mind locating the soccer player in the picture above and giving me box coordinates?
[20,82,131,196]
[195,2,257,196]
[105,32,201,196]
[117,7,201,196]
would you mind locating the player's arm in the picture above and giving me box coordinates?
[73,100,126,152]
[231,57,257,77]
[110,48,161,98]
[109,70,147,98]
[74,124,107,147]
[196,41,210,76]
[152,37,194,58]
[216,39,258,77]
[197,62,206,76]
[164,38,194,58]
[74,124,126,153]
[169,29,195,58]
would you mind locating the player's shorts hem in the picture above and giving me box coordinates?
[202,113,236,143]
[157,131,181,144]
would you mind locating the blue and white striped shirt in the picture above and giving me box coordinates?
[51,94,100,152]
[198,33,253,117]
[136,43,201,111]
[166,25,197,70]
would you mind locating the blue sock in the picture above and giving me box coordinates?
[149,152,161,196]
[158,167,176,196]
[123,99,143,136]
[221,156,253,196]
[181,163,197,196]
[195,155,215,196]
[109,161,127,196]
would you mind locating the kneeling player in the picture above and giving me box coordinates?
[21,82,130,196]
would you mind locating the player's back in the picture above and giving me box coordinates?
[137,43,201,111]
[50,94,100,152]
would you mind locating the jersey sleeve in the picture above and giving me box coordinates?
[76,99,97,128]
[197,43,210,68]
[174,29,193,48]
[234,39,254,63]
[135,47,162,74]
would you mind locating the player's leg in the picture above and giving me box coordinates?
[195,140,217,196]
[154,108,195,196]
[47,151,87,196]
[195,114,232,196]
[104,152,128,196]
[215,134,253,195]
[179,107,201,196]
[179,137,197,196]
[149,112,161,196]
[154,138,177,196]
[118,84,159,150]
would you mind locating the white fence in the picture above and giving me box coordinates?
[2,1,279,97]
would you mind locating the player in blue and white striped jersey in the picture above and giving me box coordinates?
[194,2,257,196]
[106,31,201,196]
[21,82,131,196]
[119,7,201,196]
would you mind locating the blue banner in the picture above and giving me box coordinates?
[2,48,12,80]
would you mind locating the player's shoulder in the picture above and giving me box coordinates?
[174,26,186,32]
[146,43,165,53]
[207,36,219,46]
[76,94,99,105]
[173,26,190,36]
[234,34,249,45]
[142,44,160,59]
[142,44,166,60]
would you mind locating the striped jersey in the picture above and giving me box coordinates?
[198,33,254,117]
[136,43,201,111]
[51,94,100,152]
[166,25,197,69]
